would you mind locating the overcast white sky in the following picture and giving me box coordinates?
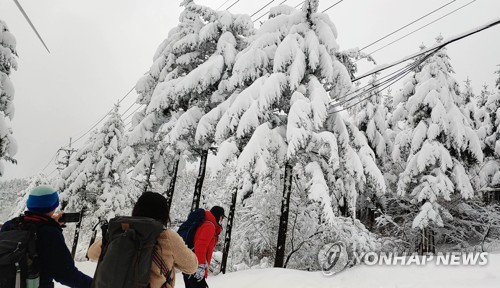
[1,0,499,181]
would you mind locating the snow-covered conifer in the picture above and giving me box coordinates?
[59,106,128,220]
[477,74,500,189]
[350,74,392,225]
[213,0,382,267]
[125,1,253,208]
[460,78,478,129]
[0,20,18,176]
[353,74,391,162]
[477,84,491,108]
[9,174,50,219]
[394,37,483,230]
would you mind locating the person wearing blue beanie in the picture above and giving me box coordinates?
[26,185,60,214]
[1,185,93,288]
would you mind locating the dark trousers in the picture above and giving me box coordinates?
[183,273,209,288]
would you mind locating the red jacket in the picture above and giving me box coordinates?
[193,210,222,278]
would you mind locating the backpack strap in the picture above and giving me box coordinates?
[152,247,172,288]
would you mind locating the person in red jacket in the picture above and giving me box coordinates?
[183,206,225,288]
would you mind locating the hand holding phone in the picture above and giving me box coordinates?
[58,212,81,223]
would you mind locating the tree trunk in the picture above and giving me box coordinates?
[191,149,208,211]
[143,156,155,194]
[165,156,180,215]
[418,227,435,255]
[339,202,350,217]
[221,186,238,274]
[71,208,85,259]
[274,162,293,268]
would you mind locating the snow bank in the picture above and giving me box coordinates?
[59,253,500,288]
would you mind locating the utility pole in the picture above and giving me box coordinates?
[56,137,77,171]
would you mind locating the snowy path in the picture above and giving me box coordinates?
[59,254,500,288]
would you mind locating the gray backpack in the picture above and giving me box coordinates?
[91,216,171,288]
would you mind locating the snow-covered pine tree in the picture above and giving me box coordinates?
[57,129,98,210]
[63,106,127,219]
[477,71,500,190]
[124,0,206,195]
[391,48,432,186]
[352,74,391,227]
[0,20,18,176]
[213,0,383,267]
[57,106,127,259]
[394,36,483,237]
[9,174,50,219]
[383,87,394,116]
[460,78,478,129]
[0,178,28,221]
[477,83,491,108]
[128,0,253,211]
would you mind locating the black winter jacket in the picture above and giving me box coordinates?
[1,211,92,288]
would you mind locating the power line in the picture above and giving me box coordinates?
[334,72,409,113]
[251,0,275,18]
[120,101,137,117]
[123,105,142,122]
[334,17,500,111]
[332,57,422,106]
[39,86,136,177]
[71,86,135,145]
[47,167,58,178]
[336,65,420,112]
[353,14,499,83]
[41,151,58,172]
[331,50,439,113]
[321,0,343,13]
[359,0,457,51]
[253,0,288,23]
[217,0,232,10]
[332,55,426,108]
[364,0,477,58]
[333,49,431,104]
[226,0,241,11]
[252,0,336,24]
[12,0,50,53]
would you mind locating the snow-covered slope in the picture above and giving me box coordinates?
[61,253,500,288]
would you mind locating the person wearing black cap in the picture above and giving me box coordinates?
[184,206,225,288]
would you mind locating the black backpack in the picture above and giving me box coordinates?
[0,217,40,288]
[91,216,171,288]
[177,208,205,249]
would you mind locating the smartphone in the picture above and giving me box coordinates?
[59,212,81,223]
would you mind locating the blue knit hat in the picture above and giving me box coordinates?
[26,185,59,214]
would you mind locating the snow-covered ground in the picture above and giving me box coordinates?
[58,253,500,288]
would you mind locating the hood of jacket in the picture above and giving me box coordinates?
[205,210,223,236]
